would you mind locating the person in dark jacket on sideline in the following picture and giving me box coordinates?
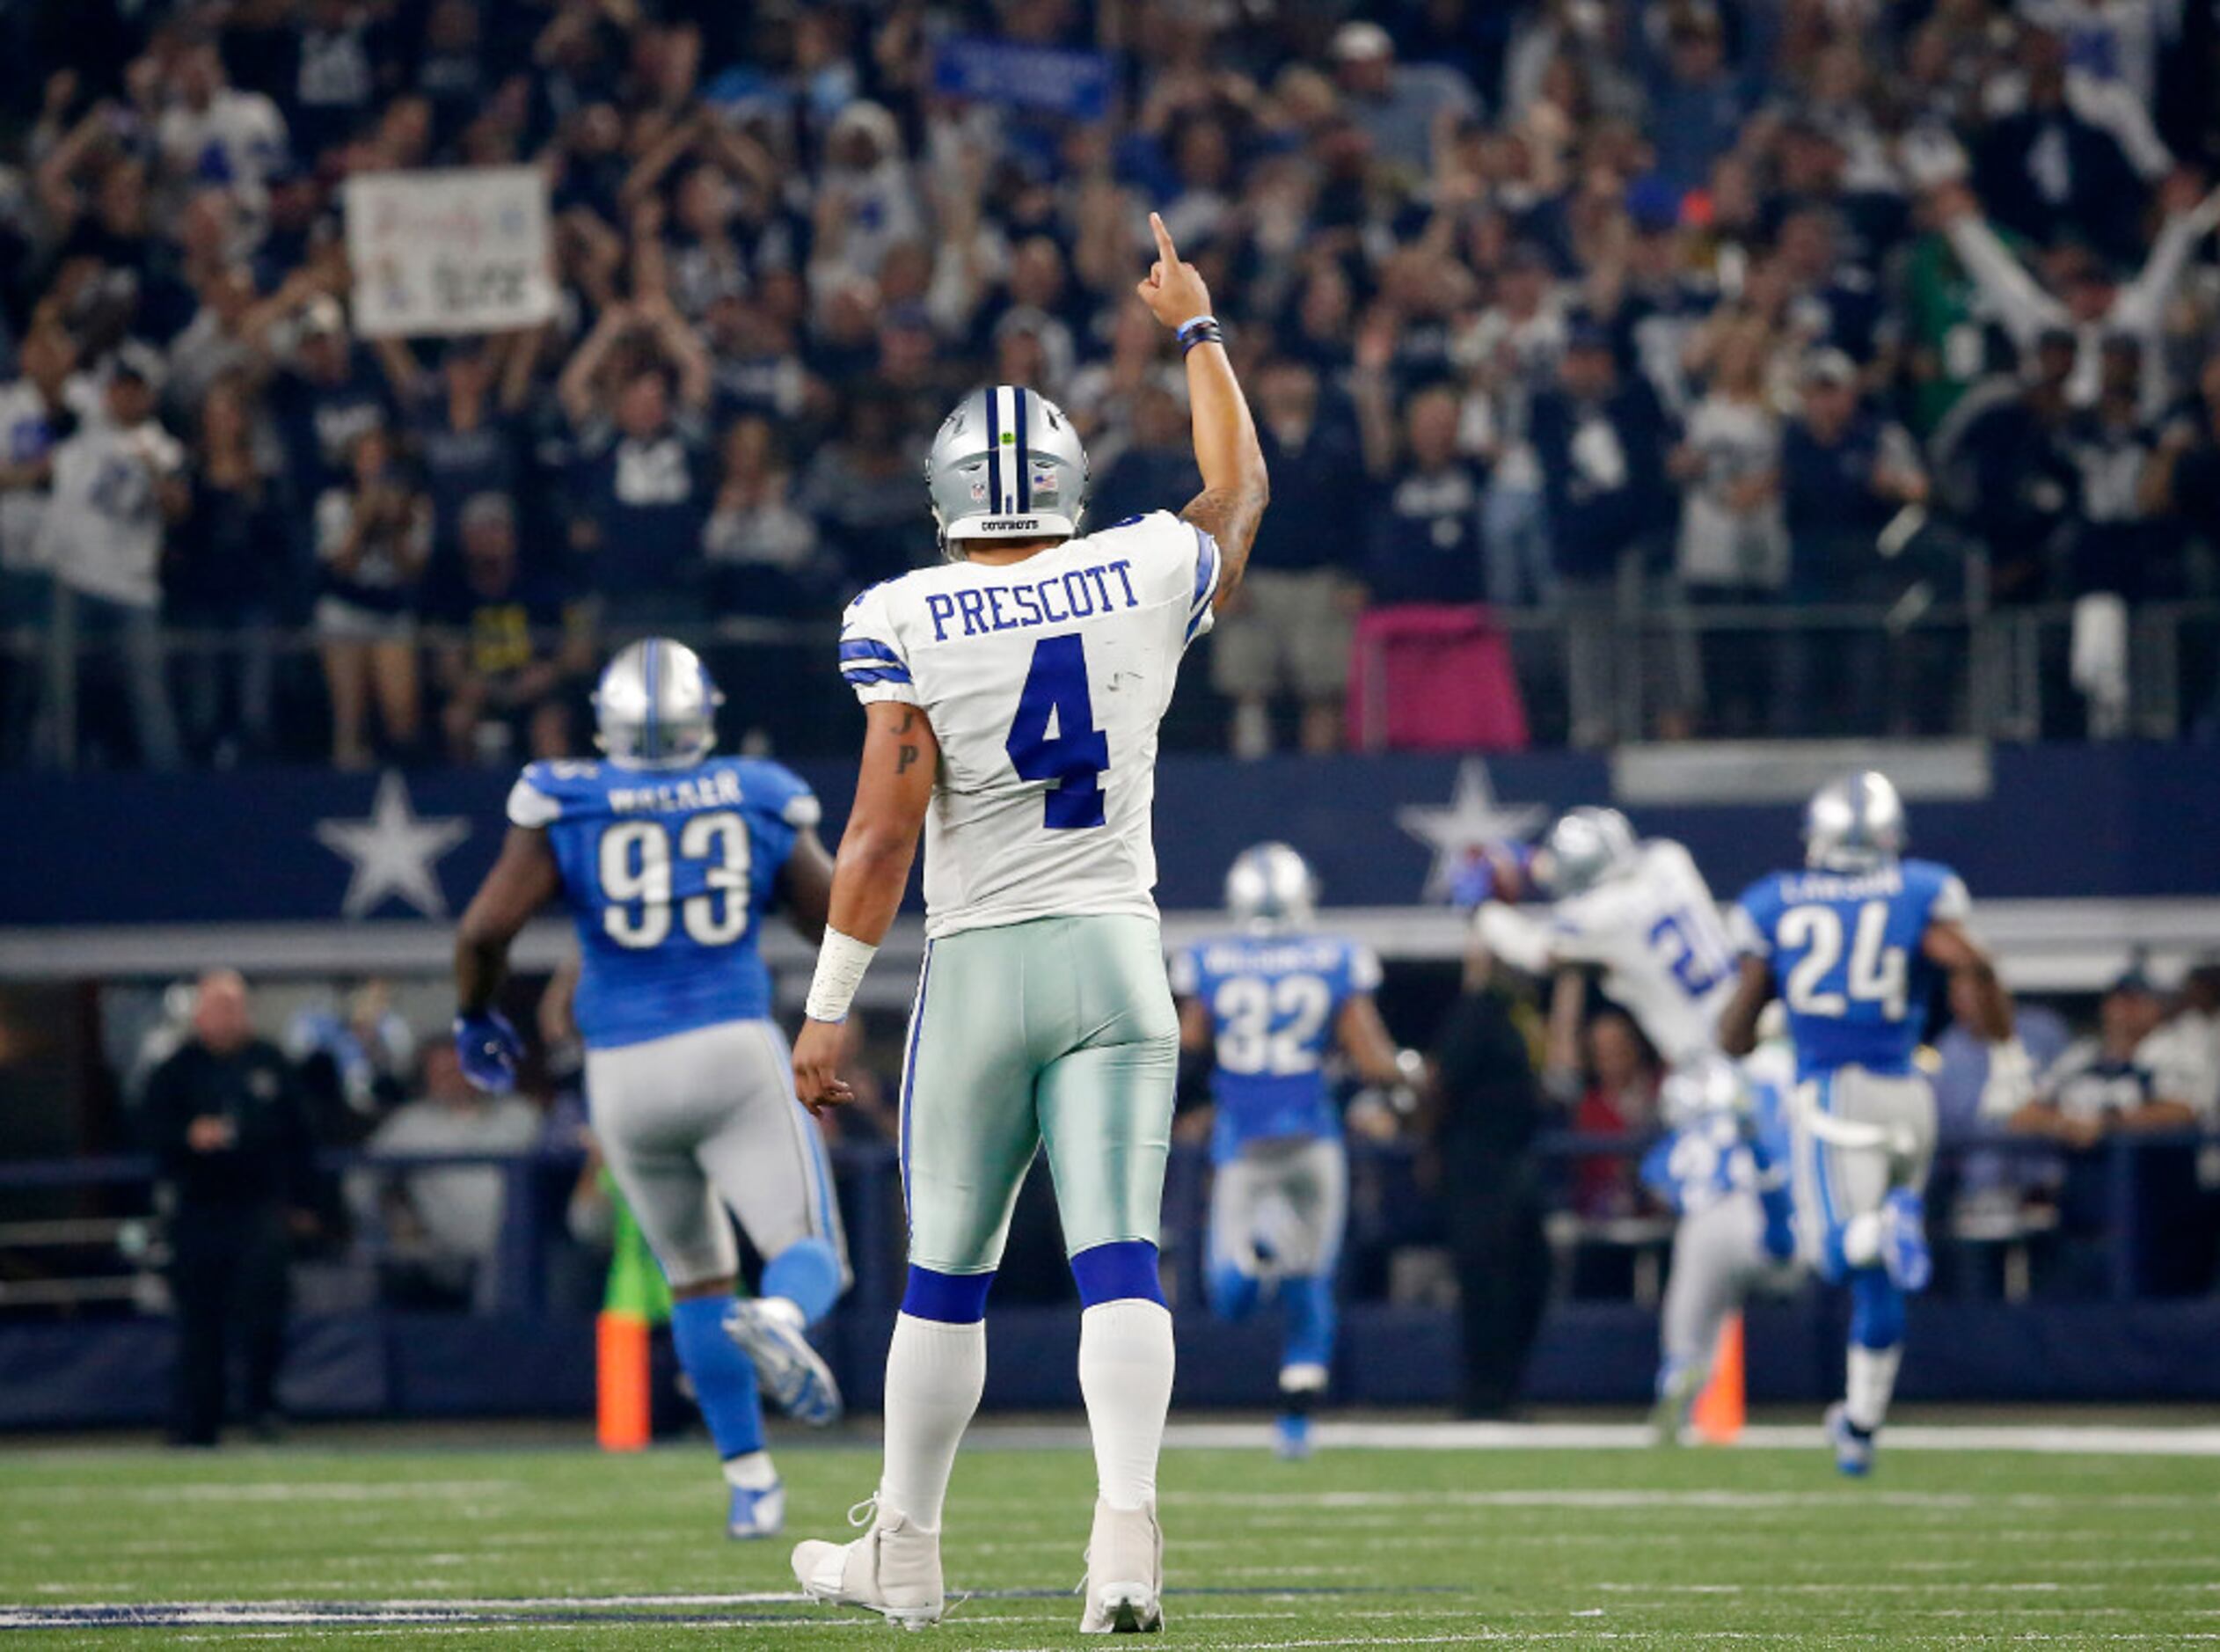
[143,969,317,1446]
[1428,937,1550,1418]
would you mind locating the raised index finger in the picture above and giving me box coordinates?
[1149,210,1179,265]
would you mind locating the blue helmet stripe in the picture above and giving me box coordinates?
[983,388,1004,513]
[1012,387,1031,511]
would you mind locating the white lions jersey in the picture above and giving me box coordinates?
[1476,839,1736,1070]
[839,510,1220,939]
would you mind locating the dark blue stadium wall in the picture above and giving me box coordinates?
[8,1300,2220,1430]
[4,745,2219,924]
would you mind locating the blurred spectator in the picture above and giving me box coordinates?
[1934,330,2082,610]
[1778,348,1931,735]
[427,493,586,766]
[312,425,427,768]
[1994,972,2216,1148]
[1430,945,1548,1418]
[381,333,538,558]
[1569,1009,1660,1220]
[171,373,283,765]
[34,344,187,770]
[1087,381,1204,533]
[1329,21,1479,179]
[286,976,417,1144]
[155,40,288,208]
[559,299,713,626]
[1644,10,1751,193]
[361,1043,540,1311]
[142,969,314,1445]
[1362,382,1486,606]
[267,296,391,533]
[0,318,85,762]
[702,416,825,618]
[1530,321,1671,745]
[1935,979,2071,1142]
[1458,243,1563,610]
[1669,324,1785,735]
[797,387,933,585]
[1210,359,1364,757]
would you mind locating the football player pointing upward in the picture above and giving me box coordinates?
[789,213,1267,1633]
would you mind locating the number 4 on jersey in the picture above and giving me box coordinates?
[1006,634,1108,830]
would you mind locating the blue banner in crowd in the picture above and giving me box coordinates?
[4,747,2216,927]
[931,37,1114,122]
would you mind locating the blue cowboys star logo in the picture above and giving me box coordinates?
[314,771,471,920]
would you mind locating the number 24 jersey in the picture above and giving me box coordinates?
[839,510,1219,939]
[1729,858,1969,1080]
[508,757,820,1050]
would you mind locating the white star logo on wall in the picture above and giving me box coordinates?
[1396,760,1550,902]
[314,771,471,920]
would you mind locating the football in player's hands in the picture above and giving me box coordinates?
[1135,211,1213,329]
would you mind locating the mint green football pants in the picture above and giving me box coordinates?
[896,914,1180,1276]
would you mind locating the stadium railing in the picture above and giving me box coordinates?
[1,1131,2206,1321]
[11,598,2218,764]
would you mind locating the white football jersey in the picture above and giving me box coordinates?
[1476,839,1736,1070]
[840,510,1220,939]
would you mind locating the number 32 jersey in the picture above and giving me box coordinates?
[1170,933,1381,1160]
[508,757,821,1049]
[1729,858,1968,1080]
[840,510,1219,939]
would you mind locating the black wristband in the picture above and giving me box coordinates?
[1178,317,1224,356]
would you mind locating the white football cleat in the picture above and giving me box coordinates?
[1078,1498,1165,1634]
[792,1498,943,1630]
[727,1298,843,1426]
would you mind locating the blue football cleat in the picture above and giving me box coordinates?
[1274,1412,1311,1461]
[726,1300,843,1427]
[1880,1189,1933,1292]
[1825,1403,1874,1476]
[727,1477,786,1539]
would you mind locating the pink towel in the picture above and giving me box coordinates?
[1347,604,1530,752]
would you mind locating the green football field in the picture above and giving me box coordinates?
[4,1421,2217,1648]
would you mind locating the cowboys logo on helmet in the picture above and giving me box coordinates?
[924,385,1089,556]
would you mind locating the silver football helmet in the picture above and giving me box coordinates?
[1537,807,1639,897]
[593,638,723,769]
[1803,770,1906,870]
[1658,1053,1751,1129]
[1226,842,1319,932]
[925,384,1088,555]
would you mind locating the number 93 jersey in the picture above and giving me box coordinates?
[508,757,822,1049]
[1729,858,1969,1080]
[839,510,1219,939]
[1170,934,1381,1161]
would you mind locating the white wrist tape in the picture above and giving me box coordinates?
[805,927,878,1023]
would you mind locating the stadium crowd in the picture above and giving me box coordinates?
[4,0,2220,769]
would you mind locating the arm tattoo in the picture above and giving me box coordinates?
[1180,484,1268,600]
[896,742,921,775]
[895,708,916,735]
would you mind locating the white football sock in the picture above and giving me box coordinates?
[878,1313,985,1532]
[1840,1212,1885,1268]
[722,1449,778,1490]
[1844,1343,1902,1435]
[1078,1300,1175,1512]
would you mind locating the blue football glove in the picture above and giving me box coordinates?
[454,1011,523,1094]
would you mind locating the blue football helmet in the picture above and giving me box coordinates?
[1225,843,1319,932]
[593,638,723,769]
[1803,771,1906,870]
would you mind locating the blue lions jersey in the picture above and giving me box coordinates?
[1730,858,1970,1081]
[1169,933,1382,1162]
[508,757,820,1050]
[1641,1071,1792,1216]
